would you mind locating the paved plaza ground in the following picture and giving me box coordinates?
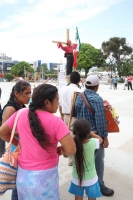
[0,81,133,200]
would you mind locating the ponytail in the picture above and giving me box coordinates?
[74,135,85,186]
[73,119,91,186]
[28,102,51,151]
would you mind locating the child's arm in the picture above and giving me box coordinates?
[90,131,103,144]
[57,146,69,157]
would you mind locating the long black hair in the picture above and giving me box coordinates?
[28,84,58,151]
[9,80,30,101]
[73,118,91,185]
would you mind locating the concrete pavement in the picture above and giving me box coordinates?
[0,81,133,200]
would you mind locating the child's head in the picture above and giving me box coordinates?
[73,118,91,140]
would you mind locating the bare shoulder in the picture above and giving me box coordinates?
[2,106,16,123]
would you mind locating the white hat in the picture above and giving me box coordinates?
[85,75,99,86]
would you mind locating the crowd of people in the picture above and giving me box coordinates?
[109,75,133,90]
[0,71,131,199]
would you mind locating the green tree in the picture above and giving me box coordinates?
[102,37,133,77]
[4,73,14,82]
[36,64,49,74]
[120,59,133,76]
[77,43,106,74]
[10,61,34,77]
[49,67,56,74]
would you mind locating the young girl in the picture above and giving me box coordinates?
[68,118,103,200]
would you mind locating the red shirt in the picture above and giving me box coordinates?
[59,43,77,53]
[127,76,132,82]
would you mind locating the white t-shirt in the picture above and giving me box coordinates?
[59,83,81,114]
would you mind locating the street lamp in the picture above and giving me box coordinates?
[24,66,26,80]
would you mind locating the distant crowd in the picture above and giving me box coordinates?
[108,75,133,90]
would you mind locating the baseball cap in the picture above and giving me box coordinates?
[85,75,100,86]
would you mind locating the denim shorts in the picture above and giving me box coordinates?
[68,181,102,198]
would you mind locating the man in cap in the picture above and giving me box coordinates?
[74,75,114,197]
[58,40,77,77]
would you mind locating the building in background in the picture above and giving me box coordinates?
[29,60,62,72]
[0,53,13,73]
[2,62,15,73]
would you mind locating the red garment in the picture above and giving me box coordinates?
[127,76,132,82]
[58,43,77,53]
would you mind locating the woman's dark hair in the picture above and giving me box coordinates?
[9,81,30,101]
[73,118,91,185]
[28,84,58,151]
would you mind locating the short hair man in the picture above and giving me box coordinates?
[59,71,81,166]
[74,75,114,196]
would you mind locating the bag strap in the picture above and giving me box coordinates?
[80,92,95,114]
[68,92,79,129]
[9,108,26,144]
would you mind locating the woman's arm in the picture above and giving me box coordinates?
[0,122,19,146]
[59,134,76,157]
[2,106,16,123]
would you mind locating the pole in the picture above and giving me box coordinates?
[24,66,26,80]
[66,29,69,41]
[42,66,43,83]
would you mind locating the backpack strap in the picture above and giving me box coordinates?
[80,92,95,114]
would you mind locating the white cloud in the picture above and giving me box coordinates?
[26,0,36,3]
[0,0,127,61]
[124,28,133,31]
[99,30,111,33]
[0,0,17,6]
[0,20,14,30]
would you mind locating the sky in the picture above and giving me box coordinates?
[0,0,133,63]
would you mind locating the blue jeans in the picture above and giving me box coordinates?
[95,145,105,189]
[12,188,18,200]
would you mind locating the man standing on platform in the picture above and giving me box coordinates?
[59,71,81,166]
[74,75,114,197]
[58,40,77,76]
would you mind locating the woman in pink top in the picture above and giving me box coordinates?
[127,75,133,90]
[0,84,76,200]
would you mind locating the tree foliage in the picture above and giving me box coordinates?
[120,59,133,76]
[36,64,49,74]
[102,37,133,76]
[77,43,106,74]
[10,61,34,77]
[4,73,14,82]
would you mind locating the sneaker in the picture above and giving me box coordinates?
[101,187,114,196]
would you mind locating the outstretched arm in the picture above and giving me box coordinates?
[58,42,67,51]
